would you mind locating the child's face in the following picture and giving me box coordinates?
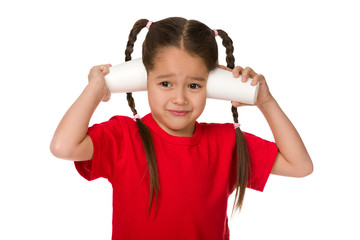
[147,47,210,137]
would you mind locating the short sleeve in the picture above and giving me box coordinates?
[244,132,278,192]
[74,116,123,182]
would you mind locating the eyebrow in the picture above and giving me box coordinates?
[155,74,206,81]
[189,76,206,81]
[156,74,174,79]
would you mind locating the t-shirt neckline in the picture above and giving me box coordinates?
[142,113,202,146]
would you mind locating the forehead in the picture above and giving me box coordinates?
[151,47,209,78]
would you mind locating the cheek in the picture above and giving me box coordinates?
[147,86,156,107]
[148,87,165,109]
[193,92,207,109]
[148,91,157,110]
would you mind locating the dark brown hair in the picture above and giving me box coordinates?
[124,17,249,215]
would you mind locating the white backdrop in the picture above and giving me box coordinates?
[1,0,359,239]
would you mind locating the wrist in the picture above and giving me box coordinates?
[86,82,108,101]
[257,95,277,112]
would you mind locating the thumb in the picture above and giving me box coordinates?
[231,101,250,108]
[102,88,111,102]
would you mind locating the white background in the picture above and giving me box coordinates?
[1,0,359,239]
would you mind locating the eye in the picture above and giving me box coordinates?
[189,83,201,89]
[160,81,172,87]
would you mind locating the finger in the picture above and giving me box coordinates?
[231,101,242,108]
[102,89,111,102]
[88,65,109,82]
[90,65,107,75]
[218,64,232,71]
[231,101,250,107]
[100,64,111,75]
[251,74,264,86]
[241,67,256,82]
[232,66,244,78]
[102,95,111,102]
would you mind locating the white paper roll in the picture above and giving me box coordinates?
[207,69,259,104]
[105,58,259,104]
[105,58,147,93]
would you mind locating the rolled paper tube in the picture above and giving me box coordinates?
[206,68,259,104]
[105,58,147,93]
[105,58,259,104]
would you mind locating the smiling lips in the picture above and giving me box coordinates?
[168,110,190,116]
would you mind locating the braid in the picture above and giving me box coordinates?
[231,106,239,123]
[125,19,148,62]
[126,92,138,116]
[217,30,235,69]
[124,19,160,215]
[217,29,250,215]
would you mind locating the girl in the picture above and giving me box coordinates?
[50,17,313,240]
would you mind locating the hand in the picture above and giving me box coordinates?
[88,64,112,102]
[218,65,274,108]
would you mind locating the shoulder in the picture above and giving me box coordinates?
[198,122,275,149]
[108,115,136,125]
[89,115,138,135]
[242,131,275,146]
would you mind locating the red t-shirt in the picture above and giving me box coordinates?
[75,113,278,240]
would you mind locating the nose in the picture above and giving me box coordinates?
[172,87,188,105]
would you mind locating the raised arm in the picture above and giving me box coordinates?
[258,97,313,177]
[50,64,111,161]
[231,66,313,177]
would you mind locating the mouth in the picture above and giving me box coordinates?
[168,110,190,116]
